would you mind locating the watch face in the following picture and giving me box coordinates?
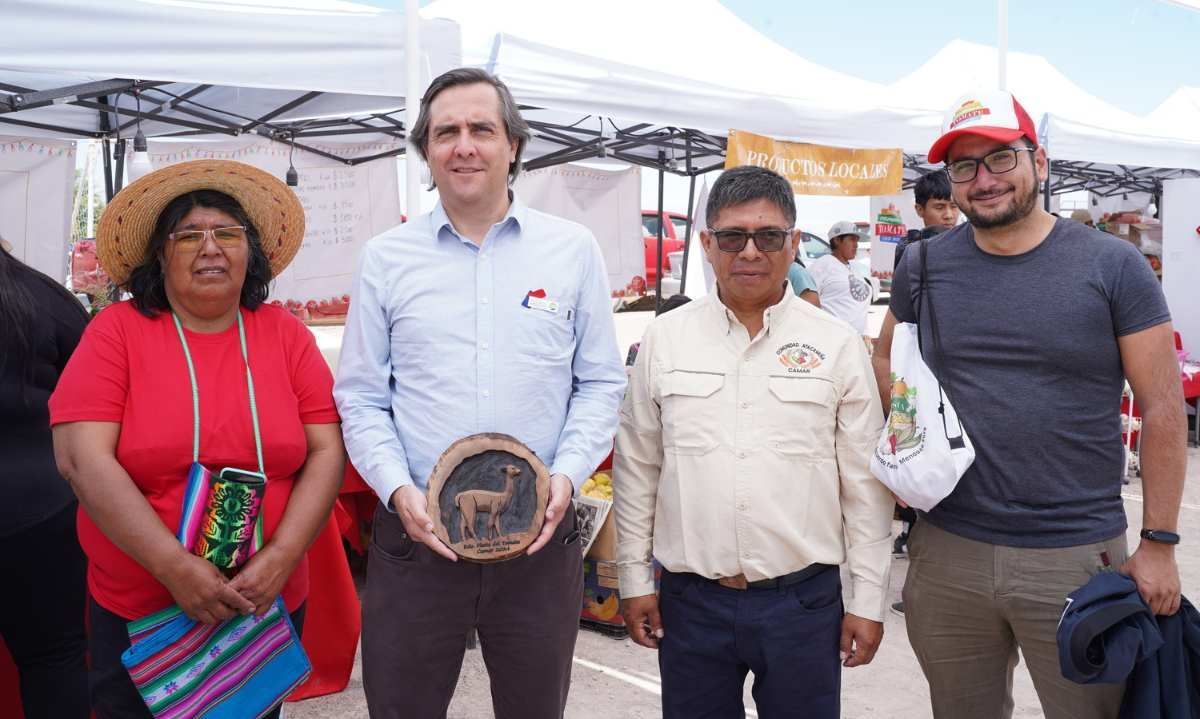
[427,433,550,562]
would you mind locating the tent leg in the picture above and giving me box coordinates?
[1043,158,1052,212]
[113,138,127,196]
[655,161,665,314]
[679,174,697,296]
[101,138,114,202]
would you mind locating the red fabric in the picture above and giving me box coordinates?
[337,464,375,553]
[287,514,360,701]
[49,302,340,619]
[0,640,22,719]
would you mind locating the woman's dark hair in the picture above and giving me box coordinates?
[127,190,272,316]
[0,239,89,400]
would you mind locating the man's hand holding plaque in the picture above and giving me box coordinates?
[526,472,574,555]
[390,484,458,562]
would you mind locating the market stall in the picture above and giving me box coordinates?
[0,0,461,713]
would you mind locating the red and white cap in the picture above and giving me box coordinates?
[927,90,1039,164]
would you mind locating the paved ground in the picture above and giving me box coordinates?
[287,444,1200,719]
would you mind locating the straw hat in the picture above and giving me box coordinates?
[97,160,305,287]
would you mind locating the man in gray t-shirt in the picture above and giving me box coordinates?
[874,89,1186,719]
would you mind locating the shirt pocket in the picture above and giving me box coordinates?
[511,305,576,362]
[659,370,725,456]
[764,376,836,457]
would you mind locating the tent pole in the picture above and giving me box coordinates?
[404,0,422,220]
[679,173,697,296]
[101,138,114,202]
[113,139,127,195]
[655,158,665,314]
[997,0,1008,90]
[1044,157,1052,211]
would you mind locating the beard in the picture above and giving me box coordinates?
[961,180,1039,230]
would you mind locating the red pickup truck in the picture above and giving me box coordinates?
[642,210,689,285]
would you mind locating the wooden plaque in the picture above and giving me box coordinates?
[427,433,550,562]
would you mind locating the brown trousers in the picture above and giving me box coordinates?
[362,504,583,719]
[903,520,1128,719]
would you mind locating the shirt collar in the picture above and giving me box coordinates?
[708,282,795,337]
[432,191,527,246]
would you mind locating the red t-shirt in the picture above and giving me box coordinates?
[49,301,340,620]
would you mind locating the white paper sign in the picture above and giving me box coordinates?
[136,136,401,307]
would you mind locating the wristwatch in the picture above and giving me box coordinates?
[1140,529,1181,545]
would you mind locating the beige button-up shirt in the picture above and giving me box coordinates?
[613,288,893,620]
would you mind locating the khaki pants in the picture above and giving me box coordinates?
[903,520,1128,719]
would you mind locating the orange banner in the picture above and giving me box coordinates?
[725,130,902,196]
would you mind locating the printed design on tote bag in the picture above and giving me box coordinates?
[884,373,925,458]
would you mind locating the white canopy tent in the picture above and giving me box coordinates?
[422,0,938,173]
[888,40,1200,190]
[1148,86,1200,136]
[0,0,461,196]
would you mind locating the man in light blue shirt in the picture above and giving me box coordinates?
[334,67,625,719]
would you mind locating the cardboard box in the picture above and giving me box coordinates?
[581,558,662,629]
[585,510,617,561]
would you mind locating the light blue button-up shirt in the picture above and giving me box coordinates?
[334,195,626,504]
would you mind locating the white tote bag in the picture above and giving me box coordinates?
[870,240,974,511]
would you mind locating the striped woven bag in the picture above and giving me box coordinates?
[121,599,310,719]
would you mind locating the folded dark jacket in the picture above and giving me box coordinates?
[1057,571,1200,718]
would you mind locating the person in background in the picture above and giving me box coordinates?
[809,221,872,337]
[50,162,346,718]
[914,170,959,229]
[1070,209,1096,228]
[0,239,90,718]
[788,252,821,307]
[894,171,959,270]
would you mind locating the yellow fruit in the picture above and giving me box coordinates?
[581,478,596,494]
[592,472,611,486]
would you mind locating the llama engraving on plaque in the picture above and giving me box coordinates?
[428,434,550,562]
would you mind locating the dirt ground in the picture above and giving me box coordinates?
[286,445,1200,719]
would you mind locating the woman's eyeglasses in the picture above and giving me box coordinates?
[167,226,247,251]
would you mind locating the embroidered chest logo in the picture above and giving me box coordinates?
[883,376,926,460]
[776,342,826,374]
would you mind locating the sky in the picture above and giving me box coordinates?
[372,0,1200,115]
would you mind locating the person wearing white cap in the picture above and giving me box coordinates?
[807,220,872,336]
[872,89,1185,719]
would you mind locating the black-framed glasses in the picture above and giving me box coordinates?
[167,226,248,252]
[945,147,1035,183]
[708,227,790,253]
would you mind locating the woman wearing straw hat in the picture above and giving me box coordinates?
[48,160,345,717]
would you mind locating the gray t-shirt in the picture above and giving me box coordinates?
[889,218,1170,547]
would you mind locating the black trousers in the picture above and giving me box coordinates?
[0,502,88,718]
[88,597,306,718]
[658,566,844,719]
[362,505,583,719]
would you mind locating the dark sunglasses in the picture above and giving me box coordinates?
[707,228,791,253]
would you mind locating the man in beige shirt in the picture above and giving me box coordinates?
[614,165,893,719]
